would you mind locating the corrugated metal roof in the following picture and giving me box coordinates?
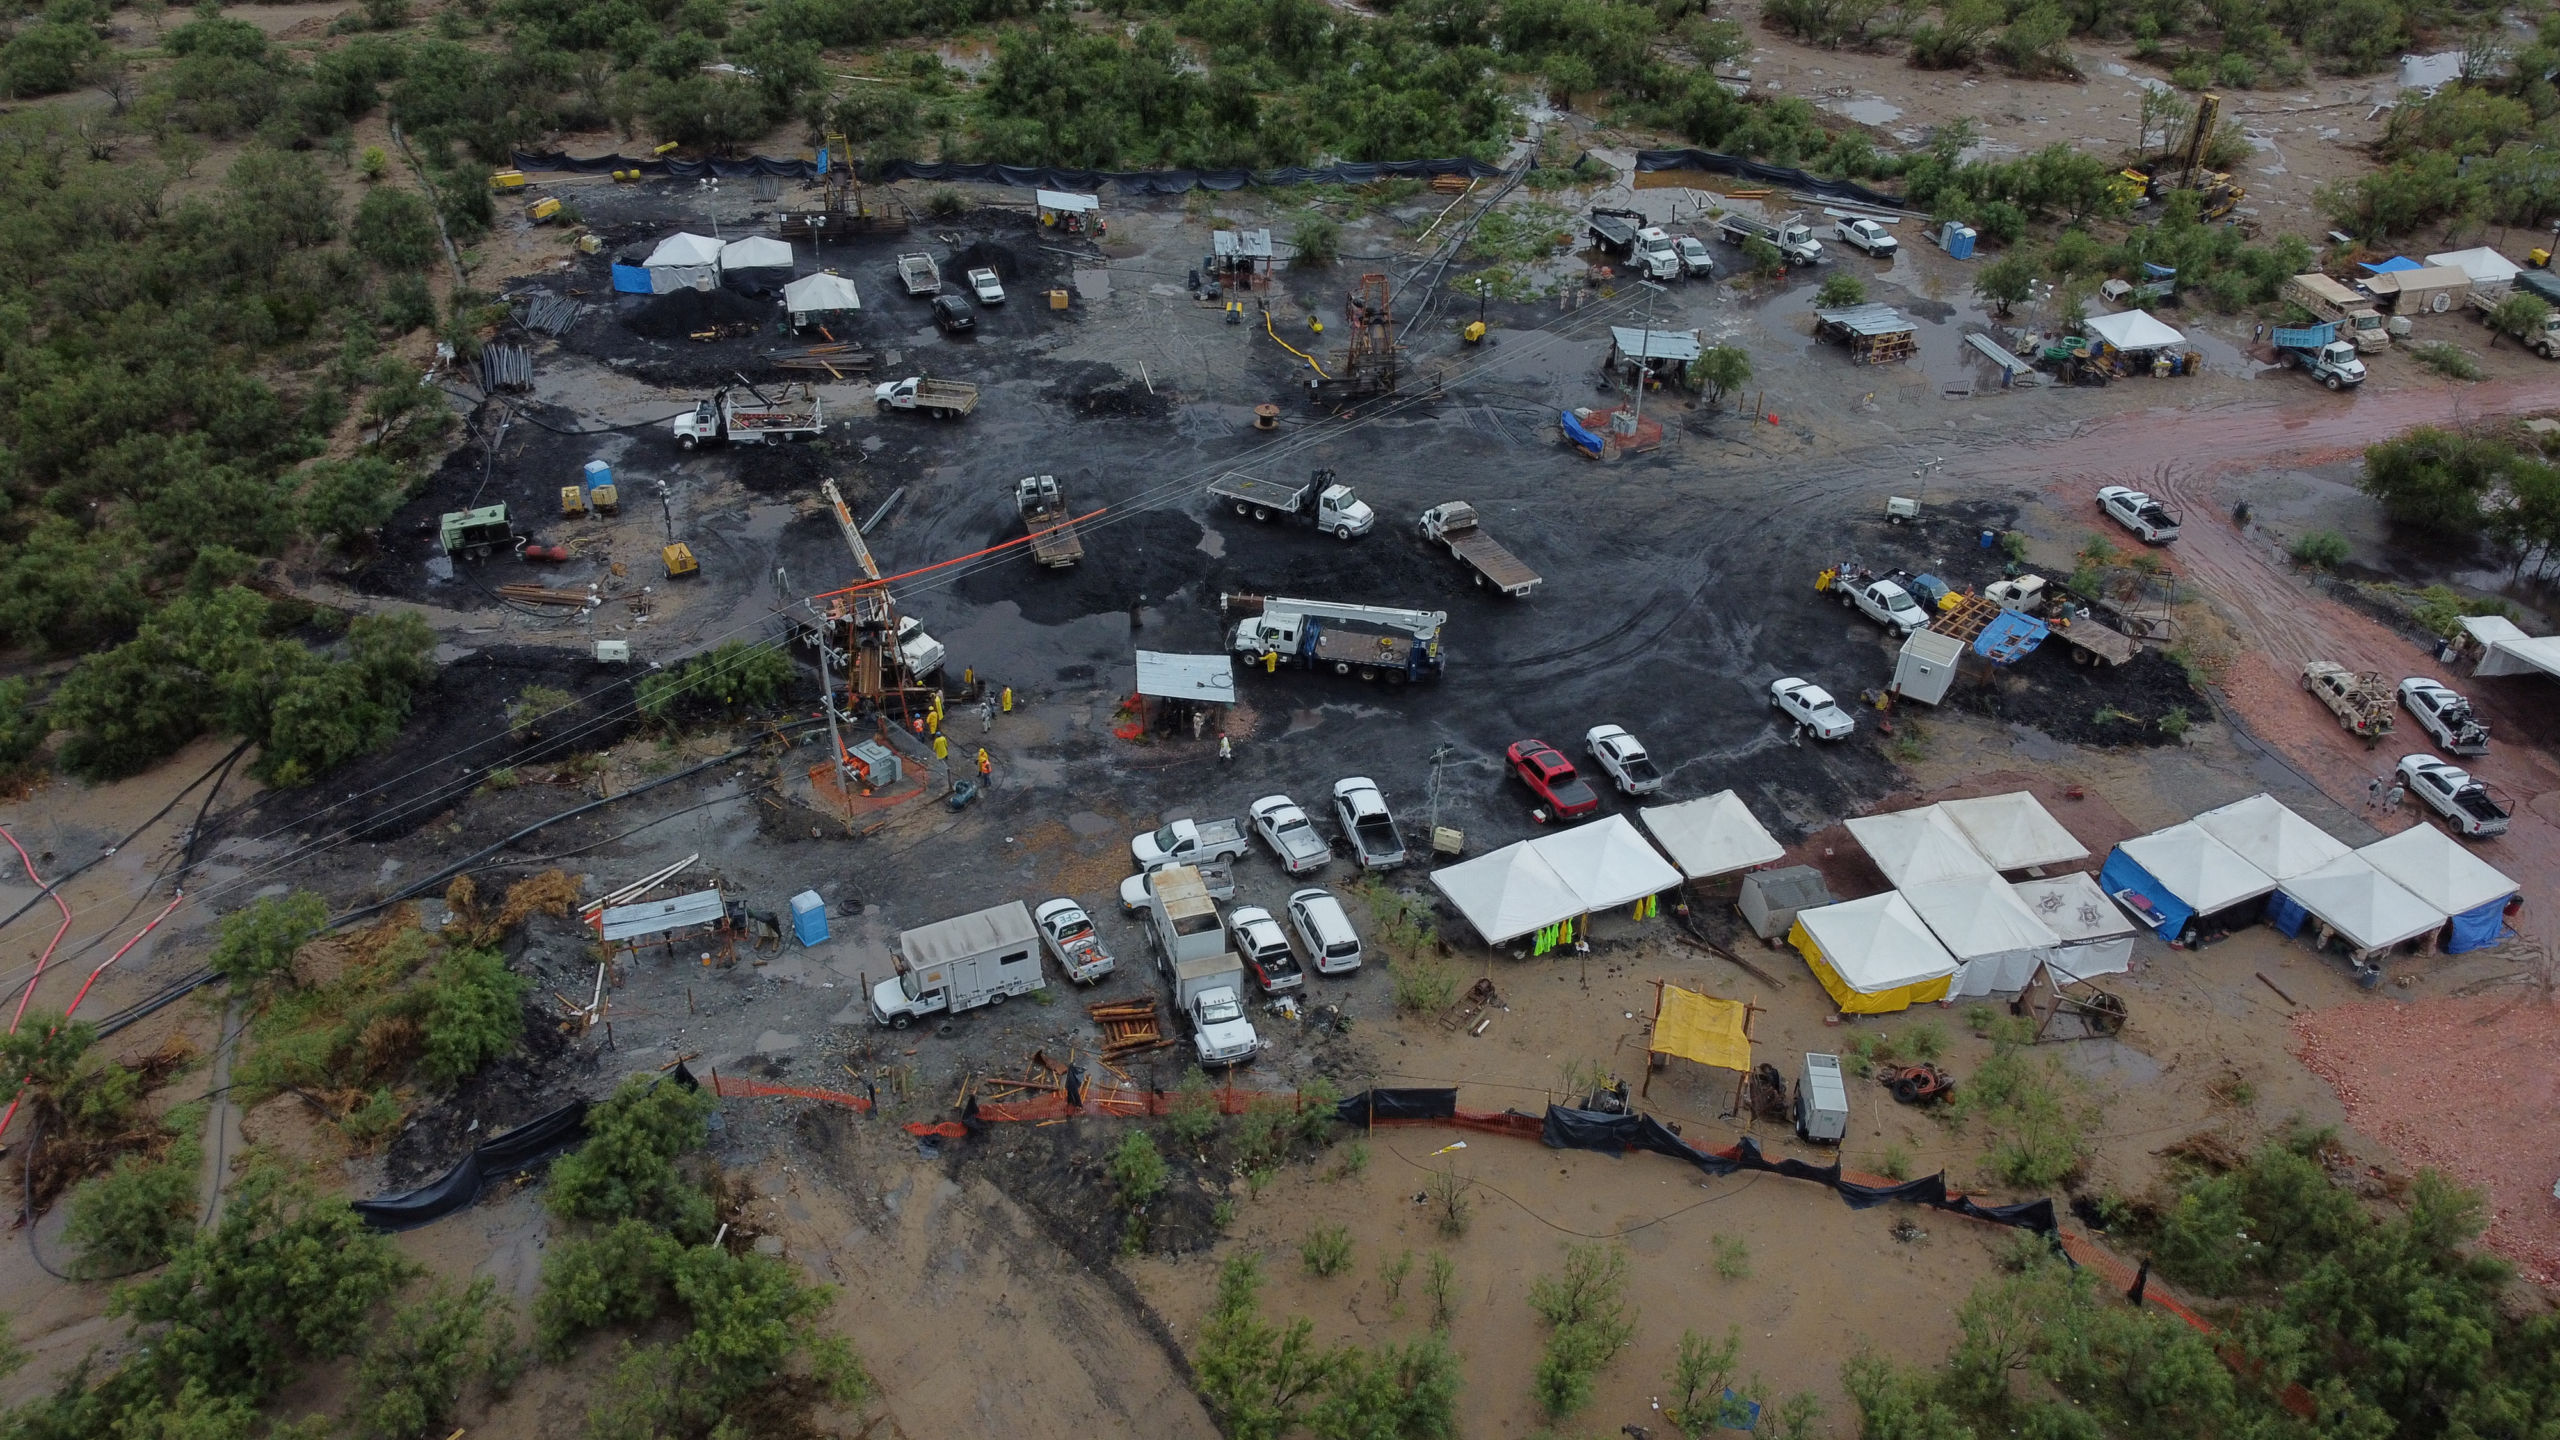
[1213,228,1274,258]
[1134,650,1235,704]
[900,902,1038,968]
[599,888,725,942]
[1035,189,1099,212]
[1608,326,1703,362]
[1812,304,1913,337]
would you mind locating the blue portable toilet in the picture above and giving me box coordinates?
[789,890,827,947]
[1938,222,1977,260]
[582,459,613,498]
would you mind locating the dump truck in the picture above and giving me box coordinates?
[896,252,940,296]
[1718,211,1824,265]
[2271,321,2366,390]
[1207,469,1375,538]
[1586,208,1645,257]
[2281,274,2388,353]
[1015,474,1083,567]
[2302,661,2394,743]
[1166,952,1261,1066]
[867,901,1045,1029]
[1418,501,1542,596]
[873,375,979,419]
[2472,280,2560,358]
[672,385,824,448]
[1225,594,1446,683]
[439,504,516,560]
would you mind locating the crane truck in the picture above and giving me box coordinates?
[1224,594,1447,683]
[672,383,824,448]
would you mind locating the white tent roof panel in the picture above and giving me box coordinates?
[2083,308,2186,351]
[720,235,794,270]
[1432,843,1586,946]
[1531,815,1683,912]
[645,232,724,268]
[1036,189,1100,212]
[1938,792,2089,870]
[2283,854,2445,951]
[2426,246,2521,286]
[1794,892,1959,994]
[2116,823,2276,912]
[1901,876,2062,961]
[1132,650,1234,705]
[2011,872,2138,943]
[2192,793,2351,881]
[782,271,862,313]
[1639,792,1785,879]
[2358,823,2518,914]
[1845,806,2000,889]
[599,887,726,942]
[2461,614,2560,679]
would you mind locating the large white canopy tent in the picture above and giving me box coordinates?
[2192,793,2351,881]
[1788,892,1960,1014]
[2083,308,2186,351]
[644,232,724,268]
[2458,615,2560,680]
[1938,792,2089,871]
[1901,876,2063,996]
[2012,872,2138,979]
[1536,815,1683,912]
[1845,806,2000,889]
[2100,823,2276,936]
[1639,792,1785,879]
[2357,823,2518,954]
[2274,853,2445,954]
[1430,844,1582,946]
[719,235,794,271]
[782,271,862,325]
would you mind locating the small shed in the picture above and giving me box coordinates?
[1131,650,1233,737]
[1739,865,1831,940]
[2012,872,2138,979]
[1812,304,1916,364]
[1892,628,1965,705]
[782,271,862,328]
[1639,792,1785,881]
[1213,228,1275,278]
[1607,326,1703,385]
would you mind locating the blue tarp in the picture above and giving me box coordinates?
[610,264,654,294]
[2360,256,2422,274]
[1974,609,2049,663]
[2266,889,2309,937]
[2099,848,2191,937]
[2449,896,2510,952]
[1560,409,1605,457]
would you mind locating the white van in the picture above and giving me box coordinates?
[1286,887,1363,975]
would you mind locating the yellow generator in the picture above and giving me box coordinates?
[489,169,528,191]
[560,485,588,518]
[529,196,562,224]
[663,542,698,578]
[590,482,619,514]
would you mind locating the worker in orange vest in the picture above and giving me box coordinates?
[976,747,992,779]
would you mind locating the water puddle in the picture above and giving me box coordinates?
[2098,61,2172,95]
[1197,527,1226,558]
[1067,810,1110,836]
[1286,707,1324,735]
[1826,96,1903,126]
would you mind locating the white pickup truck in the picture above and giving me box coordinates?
[1830,570,1927,635]
[2398,754,2510,838]
[1249,795,1332,875]
[1132,816,1252,869]
[1033,898,1114,984]
[1226,906,1305,994]
[1834,218,1897,257]
[2097,485,2180,544]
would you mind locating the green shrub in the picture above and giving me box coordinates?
[1950,1040,2099,1188]
[1107,1130,1167,1209]
[1167,1068,1221,1147]
[66,1141,201,1273]
[347,1277,509,1440]
[208,892,330,986]
[414,946,526,1084]
[1711,1232,1751,1279]
[1301,1224,1354,1276]
[1289,214,1341,268]
[2412,342,2484,380]
[1815,272,1868,308]
[2291,529,2351,569]
[534,1217,679,1356]
[1664,1325,1742,1438]
[1529,1243,1637,1415]
[545,1075,715,1237]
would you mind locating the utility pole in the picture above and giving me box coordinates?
[1622,279,1665,439]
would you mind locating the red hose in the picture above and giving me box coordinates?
[1,825,76,1033]
[0,893,185,1143]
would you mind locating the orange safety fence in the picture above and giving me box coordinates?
[708,1073,874,1111]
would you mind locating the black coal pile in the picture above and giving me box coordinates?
[952,239,1023,281]
[1047,378,1175,421]
[1946,647,2203,747]
[624,286,775,341]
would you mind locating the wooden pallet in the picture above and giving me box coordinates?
[1088,998,1167,1055]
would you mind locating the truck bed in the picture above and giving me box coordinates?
[730,409,817,429]
[1443,528,1540,595]
[1310,626,1422,672]
[2051,615,2136,665]
[1027,515,1083,566]
[1207,473,1306,509]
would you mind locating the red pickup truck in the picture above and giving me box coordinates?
[1508,739,1599,821]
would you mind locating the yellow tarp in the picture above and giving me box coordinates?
[1650,985,1751,1073]
[1788,919,1953,1015]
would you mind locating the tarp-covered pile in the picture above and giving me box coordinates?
[1789,891,1960,1013]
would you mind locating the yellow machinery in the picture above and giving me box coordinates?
[1463,320,1488,344]
[489,169,528,191]
[2118,94,2243,219]
[529,196,562,224]
[559,486,587,518]
[590,482,619,514]
[611,168,642,183]
[652,141,680,157]
[663,542,698,578]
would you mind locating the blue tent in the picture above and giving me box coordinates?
[2448,898,2509,952]
[2359,256,2422,275]
[2098,847,2190,937]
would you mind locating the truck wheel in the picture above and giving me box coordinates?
[678,435,698,451]
[890,1014,912,1031]
[1333,662,1351,675]
[990,992,1006,1006]
[1236,502,1252,517]
[1254,506,1271,521]
[1473,572,1486,587]
[1335,524,1353,540]
[2324,375,2343,391]
[1359,667,1378,682]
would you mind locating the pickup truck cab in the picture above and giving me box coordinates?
[1033,898,1113,983]
[2398,753,2510,838]
[1508,740,1599,820]
[2097,486,2180,544]
[1249,794,1332,875]
[1226,906,1305,993]
[1771,677,1856,739]
[1835,218,1897,257]
[1332,778,1408,869]
[895,615,945,679]
[1287,887,1362,974]
[1674,235,1715,278]
[1583,724,1662,796]
[1132,816,1252,869]
[931,293,976,335]
[1836,574,1927,635]
[967,267,1005,304]
[2399,678,2489,755]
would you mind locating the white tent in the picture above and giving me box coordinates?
[1036,188,1100,214]
[2083,309,2186,352]
[1845,806,2000,890]
[1790,892,1960,1014]
[2359,823,2517,914]
[2012,872,2138,979]
[2459,615,2560,680]
[1533,815,1682,912]
[720,235,794,271]
[1902,876,2062,996]
[645,232,724,269]
[1430,843,1584,946]
[2192,793,2351,881]
[2426,246,2521,288]
[2115,823,2276,915]
[782,271,862,323]
[2279,853,2444,953]
[1639,792,1785,880]
[1938,792,2089,871]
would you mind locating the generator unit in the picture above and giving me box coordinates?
[1795,1052,1849,1144]
[439,504,515,560]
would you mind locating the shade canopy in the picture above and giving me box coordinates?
[2192,793,2351,881]
[1902,875,2061,995]
[2114,822,2275,914]
[2012,872,2137,979]
[2082,308,2186,351]
[1639,792,1785,879]
[2279,854,2445,951]
[599,888,725,943]
[1535,815,1683,912]
[1609,326,1703,363]
[2357,823,2517,914]
[1845,806,2000,890]
[720,235,793,270]
[1035,188,1100,213]
[1938,792,2089,870]
[1431,843,1583,946]
[1132,650,1234,705]
[782,271,862,314]
[645,232,724,268]
[1789,892,1958,1013]
[2426,246,2521,286]
[2460,614,2560,679]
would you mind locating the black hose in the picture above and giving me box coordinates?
[0,739,250,947]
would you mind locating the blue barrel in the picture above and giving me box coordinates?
[1979,529,1996,549]
[582,459,613,497]
[789,890,827,946]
